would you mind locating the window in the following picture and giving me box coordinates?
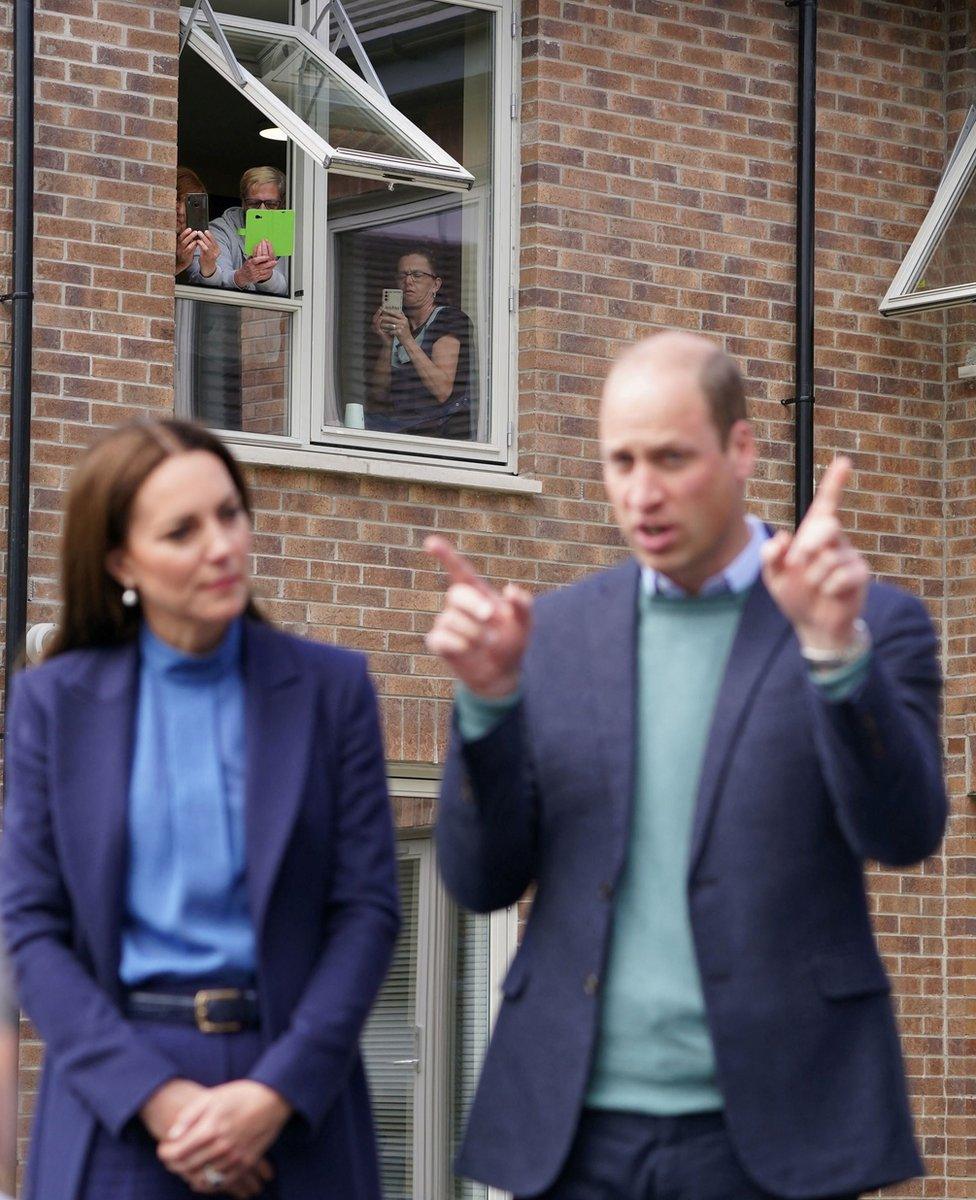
[176,0,519,477]
[361,835,516,1200]
[881,110,976,317]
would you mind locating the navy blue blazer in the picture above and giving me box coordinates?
[0,619,399,1200]
[437,562,947,1199]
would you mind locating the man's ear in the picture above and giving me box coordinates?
[728,418,756,484]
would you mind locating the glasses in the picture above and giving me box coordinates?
[243,199,284,210]
[395,270,437,282]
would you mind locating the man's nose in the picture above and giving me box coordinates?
[628,466,665,509]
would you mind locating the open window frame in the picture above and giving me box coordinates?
[175,0,523,483]
[880,114,976,317]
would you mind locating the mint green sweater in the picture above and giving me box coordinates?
[585,588,747,1114]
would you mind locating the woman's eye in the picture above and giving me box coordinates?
[166,525,192,542]
[219,504,243,522]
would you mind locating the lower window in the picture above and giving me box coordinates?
[361,836,514,1200]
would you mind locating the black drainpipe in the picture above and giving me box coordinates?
[787,0,817,525]
[4,0,34,692]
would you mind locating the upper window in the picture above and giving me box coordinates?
[176,0,518,474]
[881,111,976,317]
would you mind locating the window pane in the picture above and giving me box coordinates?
[362,856,420,1200]
[912,168,976,296]
[328,4,494,444]
[176,297,291,435]
[330,203,483,440]
[206,0,290,18]
[452,907,489,1200]
[220,26,436,163]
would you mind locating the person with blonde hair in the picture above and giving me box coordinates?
[200,165,289,296]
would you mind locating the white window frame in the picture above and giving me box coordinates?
[176,0,527,486]
[880,113,976,317]
[383,763,517,1200]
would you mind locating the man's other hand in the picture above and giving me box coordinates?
[761,455,870,653]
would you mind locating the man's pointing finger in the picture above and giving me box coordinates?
[424,535,495,597]
[807,455,852,519]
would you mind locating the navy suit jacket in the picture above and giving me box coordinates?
[437,561,947,1199]
[0,619,399,1200]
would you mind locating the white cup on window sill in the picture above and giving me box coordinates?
[344,403,365,429]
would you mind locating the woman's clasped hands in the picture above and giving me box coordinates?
[143,1078,292,1197]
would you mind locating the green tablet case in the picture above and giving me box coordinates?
[240,209,295,257]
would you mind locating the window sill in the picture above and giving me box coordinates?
[230,441,543,494]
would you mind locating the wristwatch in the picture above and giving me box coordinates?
[799,618,871,671]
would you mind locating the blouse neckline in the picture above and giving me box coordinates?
[139,618,243,684]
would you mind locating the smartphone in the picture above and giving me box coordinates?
[382,288,403,312]
[184,192,209,232]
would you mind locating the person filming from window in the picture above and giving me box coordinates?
[175,166,219,286]
[367,247,474,439]
[201,166,289,296]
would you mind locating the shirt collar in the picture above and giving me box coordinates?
[641,514,769,599]
[139,617,243,682]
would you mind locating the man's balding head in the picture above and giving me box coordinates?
[603,331,747,447]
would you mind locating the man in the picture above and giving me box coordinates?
[199,165,289,296]
[426,331,946,1200]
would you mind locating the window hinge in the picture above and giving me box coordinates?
[510,92,519,121]
[507,422,514,448]
[508,286,517,312]
[511,9,521,38]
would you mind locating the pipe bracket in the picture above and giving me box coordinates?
[0,291,33,303]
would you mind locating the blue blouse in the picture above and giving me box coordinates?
[119,619,256,986]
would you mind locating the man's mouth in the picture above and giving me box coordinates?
[635,524,677,553]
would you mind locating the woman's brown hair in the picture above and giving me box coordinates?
[176,165,207,203]
[46,419,261,658]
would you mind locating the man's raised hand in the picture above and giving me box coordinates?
[761,455,870,652]
[424,536,532,699]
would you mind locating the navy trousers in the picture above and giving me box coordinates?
[79,1018,277,1200]
[520,1110,860,1200]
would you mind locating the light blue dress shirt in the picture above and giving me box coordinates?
[119,619,256,986]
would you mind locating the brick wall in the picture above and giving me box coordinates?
[942,1,976,1194]
[0,0,972,1194]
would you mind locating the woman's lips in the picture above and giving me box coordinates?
[205,575,241,592]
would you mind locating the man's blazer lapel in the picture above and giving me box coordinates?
[242,620,317,938]
[56,643,138,993]
[688,578,792,876]
[584,560,640,851]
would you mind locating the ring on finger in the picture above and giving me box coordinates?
[203,1164,225,1189]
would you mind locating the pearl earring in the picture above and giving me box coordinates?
[121,587,139,609]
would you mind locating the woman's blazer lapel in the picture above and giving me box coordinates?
[241,620,318,939]
[53,643,138,995]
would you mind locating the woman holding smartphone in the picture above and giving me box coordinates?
[175,166,219,285]
[367,246,475,439]
[0,419,398,1200]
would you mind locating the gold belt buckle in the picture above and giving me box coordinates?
[194,988,244,1034]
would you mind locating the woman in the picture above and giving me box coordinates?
[0,420,398,1200]
[175,166,219,285]
[368,246,475,439]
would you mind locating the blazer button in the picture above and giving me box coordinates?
[583,972,600,997]
[598,881,613,901]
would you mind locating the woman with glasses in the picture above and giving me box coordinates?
[368,246,475,439]
[200,166,289,296]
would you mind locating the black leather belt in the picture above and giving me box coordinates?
[124,987,260,1034]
